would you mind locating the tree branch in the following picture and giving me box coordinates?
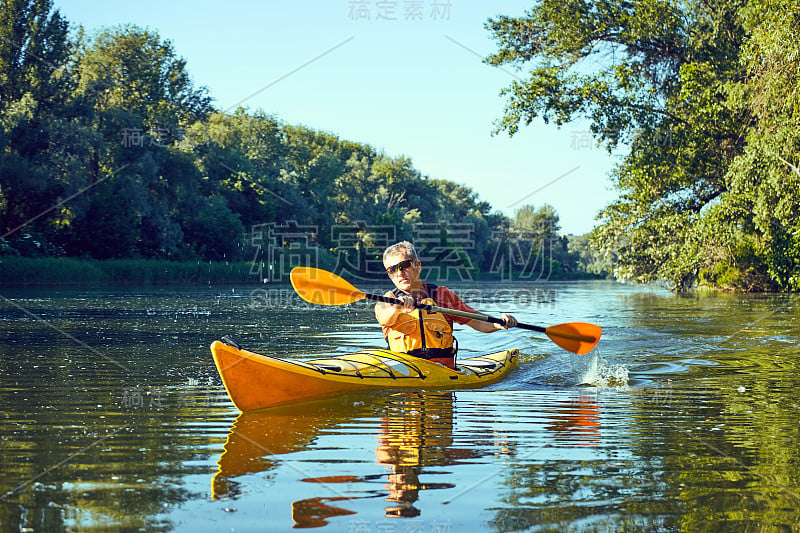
[590,91,689,126]
[776,154,800,179]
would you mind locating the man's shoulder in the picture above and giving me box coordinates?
[432,285,459,300]
[426,283,445,298]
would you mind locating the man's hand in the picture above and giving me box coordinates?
[500,314,517,329]
[396,294,416,314]
[376,292,417,327]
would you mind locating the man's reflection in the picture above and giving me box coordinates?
[375,392,462,517]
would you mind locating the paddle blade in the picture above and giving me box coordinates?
[290,267,367,306]
[545,322,602,355]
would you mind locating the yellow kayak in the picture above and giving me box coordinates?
[210,337,519,411]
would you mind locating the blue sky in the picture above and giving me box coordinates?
[54,0,620,235]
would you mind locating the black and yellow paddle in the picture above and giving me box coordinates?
[289,266,602,355]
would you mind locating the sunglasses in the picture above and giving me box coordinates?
[385,259,414,276]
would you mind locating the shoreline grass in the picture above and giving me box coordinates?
[0,257,259,286]
[0,256,608,286]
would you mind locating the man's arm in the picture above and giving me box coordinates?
[374,291,415,326]
[436,286,517,333]
[466,314,517,333]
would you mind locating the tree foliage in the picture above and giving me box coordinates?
[487,0,800,291]
[512,203,579,276]
[1,1,592,280]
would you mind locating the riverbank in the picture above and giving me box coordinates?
[0,257,256,286]
[0,256,608,286]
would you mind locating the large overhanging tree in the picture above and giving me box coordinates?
[486,0,800,291]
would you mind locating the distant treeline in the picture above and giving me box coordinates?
[0,1,612,283]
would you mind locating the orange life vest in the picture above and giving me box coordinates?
[385,285,456,367]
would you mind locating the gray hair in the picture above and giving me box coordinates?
[383,241,418,263]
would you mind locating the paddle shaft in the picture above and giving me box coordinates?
[364,292,546,333]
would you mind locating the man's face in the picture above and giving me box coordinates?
[383,252,421,292]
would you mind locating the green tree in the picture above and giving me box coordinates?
[721,0,800,290]
[65,177,139,258]
[332,153,377,224]
[515,203,558,234]
[74,24,211,132]
[0,0,80,252]
[182,110,299,233]
[513,203,576,276]
[68,25,213,258]
[486,0,762,290]
[1,5,535,272]
[568,232,615,277]
[432,179,491,222]
[0,0,72,107]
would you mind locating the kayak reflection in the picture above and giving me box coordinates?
[211,397,350,501]
[212,392,469,525]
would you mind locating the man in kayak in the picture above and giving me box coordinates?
[375,241,517,368]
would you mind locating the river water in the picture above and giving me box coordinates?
[0,281,798,531]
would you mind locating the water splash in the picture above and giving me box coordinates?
[572,352,629,387]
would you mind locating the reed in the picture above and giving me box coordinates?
[0,257,258,286]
